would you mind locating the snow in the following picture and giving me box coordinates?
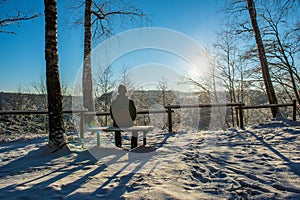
[0,119,300,199]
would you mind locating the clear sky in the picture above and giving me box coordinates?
[0,0,224,93]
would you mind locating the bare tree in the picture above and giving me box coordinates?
[214,28,241,126]
[94,64,116,125]
[44,0,66,151]
[82,0,94,112]
[32,75,47,95]
[0,1,39,34]
[95,64,116,106]
[119,64,134,90]
[81,0,146,116]
[246,0,279,117]
[219,0,300,121]
[157,78,170,106]
[259,1,300,106]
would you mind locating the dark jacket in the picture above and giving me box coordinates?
[110,95,136,127]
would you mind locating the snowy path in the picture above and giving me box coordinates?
[0,120,299,199]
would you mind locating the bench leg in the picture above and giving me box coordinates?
[143,131,147,146]
[115,131,122,147]
[131,131,138,149]
[97,132,100,147]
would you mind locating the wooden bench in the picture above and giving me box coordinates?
[87,126,154,147]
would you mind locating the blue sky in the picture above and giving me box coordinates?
[0,0,224,92]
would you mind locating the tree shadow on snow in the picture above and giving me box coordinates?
[0,132,175,199]
[245,130,300,177]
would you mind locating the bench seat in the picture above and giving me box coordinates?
[87,126,154,147]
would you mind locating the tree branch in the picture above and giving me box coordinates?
[0,13,39,26]
[0,13,39,34]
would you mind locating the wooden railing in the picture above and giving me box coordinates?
[165,103,245,132]
[0,101,297,134]
[235,100,297,129]
[0,109,88,115]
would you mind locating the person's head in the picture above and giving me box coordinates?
[118,84,127,95]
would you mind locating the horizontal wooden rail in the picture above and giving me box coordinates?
[0,110,48,115]
[0,109,88,115]
[165,102,245,109]
[164,103,245,132]
[138,109,173,114]
[240,103,294,109]
[82,109,172,116]
[235,100,297,129]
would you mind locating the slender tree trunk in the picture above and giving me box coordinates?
[274,33,300,106]
[239,61,244,103]
[83,0,94,112]
[44,0,66,150]
[246,0,278,117]
[226,47,236,126]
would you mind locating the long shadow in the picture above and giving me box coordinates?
[0,147,127,198]
[252,119,300,129]
[71,132,175,199]
[246,130,300,177]
[159,132,174,144]
[6,150,98,188]
[90,159,148,199]
[0,132,175,199]
[0,139,103,198]
[59,149,128,197]
[0,136,47,153]
[149,131,175,149]
[0,142,67,177]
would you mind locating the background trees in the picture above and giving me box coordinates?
[259,0,300,106]
[213,0,300,121]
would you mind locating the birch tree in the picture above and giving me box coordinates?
[44,0,66,151]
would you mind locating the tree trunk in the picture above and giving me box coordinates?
[44,0,66,151]
[83,0,94,112]
[274,32,300,106]
[246,0,278,117]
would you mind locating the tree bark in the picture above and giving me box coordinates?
[246,0,278,117]
[44,0,66,151]
[83,0,95,112]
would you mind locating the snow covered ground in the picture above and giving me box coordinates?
[0,119,300,199]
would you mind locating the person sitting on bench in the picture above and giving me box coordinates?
[110,84,137,148]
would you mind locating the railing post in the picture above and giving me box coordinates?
[80,113,84,138]
[235,107,240,127]
[293,100,297,121]
[166,104,173,133]
[238,104,244,129]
